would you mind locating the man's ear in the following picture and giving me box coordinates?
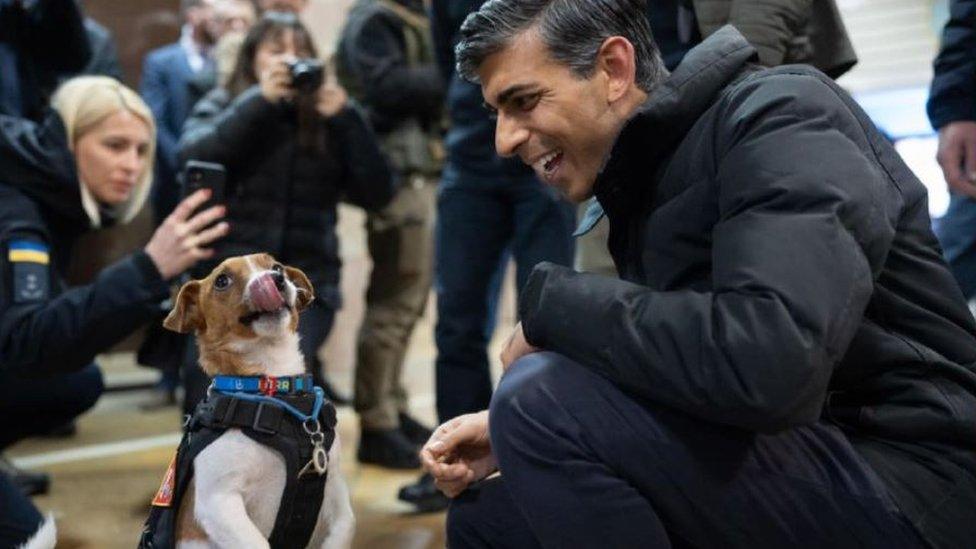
[163,280,204,334]
[598,36,638,103]
[285,266,315,311]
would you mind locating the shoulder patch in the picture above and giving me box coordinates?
[8,240,50,304]
[9,240,50,265]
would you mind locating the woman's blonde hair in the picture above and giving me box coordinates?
[51,76,156,228]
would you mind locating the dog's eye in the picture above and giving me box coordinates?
[214,273,232,291]
[272,264,284,274]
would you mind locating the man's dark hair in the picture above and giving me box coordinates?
[456,0,665,92]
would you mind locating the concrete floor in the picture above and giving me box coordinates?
[8,206,518,549]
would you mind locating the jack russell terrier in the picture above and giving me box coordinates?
[139,253,354,549]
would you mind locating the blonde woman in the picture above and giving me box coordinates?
[0,76,227,548]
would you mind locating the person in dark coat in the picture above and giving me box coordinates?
[0,75,226,548]
[419,2,976,548]
[0,0,92,120]
[178,11,396,413]
[928,0,976,303]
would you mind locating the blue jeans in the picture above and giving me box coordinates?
[447,353,926,548]
[934,193,976,299]
[434,168,576,423]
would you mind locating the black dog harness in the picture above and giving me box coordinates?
[139,374,338,549]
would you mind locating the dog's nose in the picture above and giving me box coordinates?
[271,270,286,292]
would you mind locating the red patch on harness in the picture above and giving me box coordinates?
[151,453,177,507]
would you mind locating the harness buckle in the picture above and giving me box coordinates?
[251,401,279,435]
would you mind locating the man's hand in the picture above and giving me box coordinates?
[500,322,540,372]
[420,411,497,498]
[937,121,976,197]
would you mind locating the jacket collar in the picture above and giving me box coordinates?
[592,26,757,219]
[0,112,91,233]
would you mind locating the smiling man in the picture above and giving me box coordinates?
[418,1,976,548]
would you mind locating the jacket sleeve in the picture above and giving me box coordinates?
[178,86,282,168]
[343,11,445,120]
[927,0,976,129]
[726,0,812,67]
[429,0,456,83]
[331,104,397,211]
[519,74,891,433]
[0,238,171,378]
[140,53,179,180]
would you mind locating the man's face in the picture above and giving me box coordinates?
[479,30,621,203]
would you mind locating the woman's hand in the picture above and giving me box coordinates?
[259,59,295,103]
[316,82,348,118]
[420,411,497,498]
[145,189,229,280]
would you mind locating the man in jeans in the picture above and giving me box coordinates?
[396,0,577,512]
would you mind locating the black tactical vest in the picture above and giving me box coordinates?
[138,391,338,548]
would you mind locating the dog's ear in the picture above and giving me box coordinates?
[163,280,204,334]
[284,266,314,311]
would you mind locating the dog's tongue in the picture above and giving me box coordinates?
[250,274,284,312]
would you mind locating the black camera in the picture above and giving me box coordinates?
[287,58,324,94]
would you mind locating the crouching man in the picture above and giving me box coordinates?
[420,1,976,547]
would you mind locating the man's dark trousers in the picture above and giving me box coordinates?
[434,167,576,423]
[447,352,927,548]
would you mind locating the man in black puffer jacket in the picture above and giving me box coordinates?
[419,2,976,548]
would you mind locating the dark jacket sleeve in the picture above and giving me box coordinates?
[0,242,170,377]
[519,74,891,433]
[429,0,457,83]
[331,104,397,211]
[178,86,283,168]
[927,0,976,129]
[343,10,444,121]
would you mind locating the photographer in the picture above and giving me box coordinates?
[0,75,227,547]
[178,11,396,412]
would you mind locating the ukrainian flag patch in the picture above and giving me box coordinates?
[8,240,49,265]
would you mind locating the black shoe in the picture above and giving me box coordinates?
[358,428,421,470]
[398,473,450,513]
[0,455,50,496]
[398,412,433,446]
[320,379,351,406]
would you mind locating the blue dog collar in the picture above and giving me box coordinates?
[212,374,315,396]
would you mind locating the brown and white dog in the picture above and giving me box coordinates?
[162,253,354,548]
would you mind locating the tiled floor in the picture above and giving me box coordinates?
[8,206,518,549]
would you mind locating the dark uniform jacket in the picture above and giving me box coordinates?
[178,87,395,307]
[430,0,532,179]
[520,27,976,548]
[337,0,443,136]
[927,0,976,130]
[0,112,170,377]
